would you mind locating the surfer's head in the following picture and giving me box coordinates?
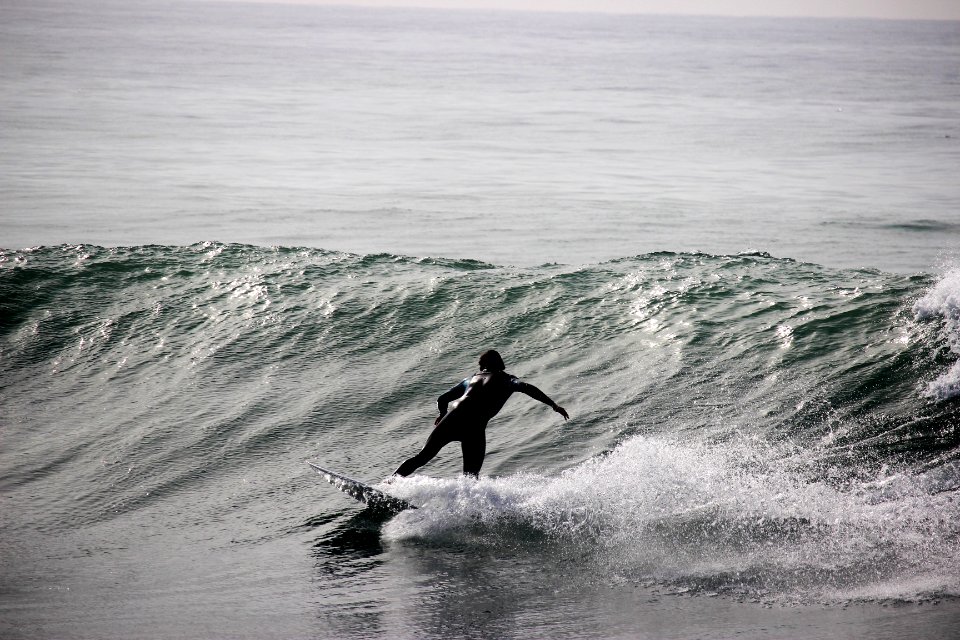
[479,349,506,372]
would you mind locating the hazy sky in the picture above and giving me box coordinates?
[239,0,960,20]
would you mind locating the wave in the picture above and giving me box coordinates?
[2,243,959,602]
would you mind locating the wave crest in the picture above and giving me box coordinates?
[914,267,960,401]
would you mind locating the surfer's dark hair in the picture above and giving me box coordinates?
[479,349,506,372]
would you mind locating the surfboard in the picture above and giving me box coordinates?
[307,462,416,513]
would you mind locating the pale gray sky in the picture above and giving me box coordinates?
[239,0,960,20]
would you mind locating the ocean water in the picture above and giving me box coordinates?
[2,2,960,639]
[3,245,960,637]
[2,0,959,271]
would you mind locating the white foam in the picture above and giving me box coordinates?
[913,267,960,400]
[380,435,960,602]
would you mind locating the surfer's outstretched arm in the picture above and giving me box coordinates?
[514,380,569,420]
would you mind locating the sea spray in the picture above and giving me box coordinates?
[382,435,960,602]
[914,266,960,401]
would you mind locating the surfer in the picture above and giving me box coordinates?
[393,350,569,478]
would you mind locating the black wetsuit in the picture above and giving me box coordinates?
[394,369,559,477]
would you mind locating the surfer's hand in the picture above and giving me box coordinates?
[434,413,446,426]
[553,405,569,420]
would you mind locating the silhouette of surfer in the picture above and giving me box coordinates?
[393,350,569,478]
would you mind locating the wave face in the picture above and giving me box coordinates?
[2,243,958,604]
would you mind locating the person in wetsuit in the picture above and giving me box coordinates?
[393,350,569,478]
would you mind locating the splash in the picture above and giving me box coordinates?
[914,267,960,401]
[382,436,960,602]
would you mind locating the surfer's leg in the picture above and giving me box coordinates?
[394,424,456,477]
[460,431,486,478]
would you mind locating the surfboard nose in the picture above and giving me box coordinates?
[308,461,417,513]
